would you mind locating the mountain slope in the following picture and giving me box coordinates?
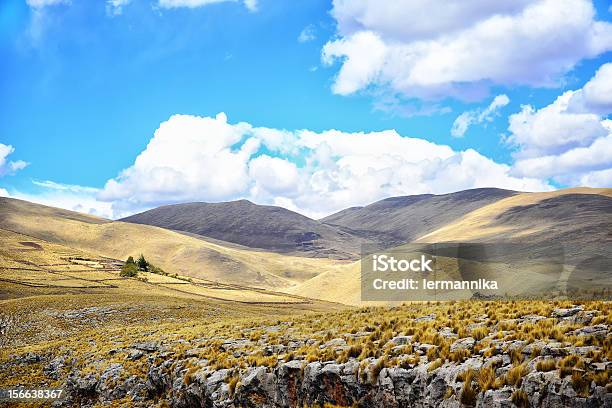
[121,200,368,259]
[0,197,348,290]
[418,188,612,265]
[321,188,517,248]
[291,188,612,305]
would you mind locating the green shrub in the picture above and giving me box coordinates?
[149,264,166,275]
[120,262,139,277]
[137,254,149,272]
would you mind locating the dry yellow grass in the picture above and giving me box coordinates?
[417,188,612,242]
[1,189,609,307]
[0,226,343,340]
[0,298,608,405]
[289,188,612,305]
[0,197,348,291]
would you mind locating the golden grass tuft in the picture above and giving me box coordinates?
[459,369,477,406]
[227,375,240,397]
[571,371,590,397]
[535,358,556,372]
[428,358,443,372]
[511,389,529,408]
[471,326,489,341]
[506,363,528,387]
[477,365,497,391]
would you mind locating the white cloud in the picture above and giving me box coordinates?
[32,180,99,194]
[451,94,510,137]
[98,113,256,211]
[567,62,612,115]
[323,0,612,101]
[508,63,612,184]
[579,168,612,187]
[1,180,113,219]
[508,91,607,158]
[298,25,316,43]
[249,155,299,195]
[12,189,114,219]
[106,0,131,16]
[512,133,612,180]
[322,30,387,95]
[0,144,28,177]
[96,113,550,218]
[158,0,257,11]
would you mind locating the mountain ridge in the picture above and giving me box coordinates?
[120,188,521,256]
[120,199,368,259]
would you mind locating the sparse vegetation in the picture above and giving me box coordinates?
[506,363,528,386]
[137,254,149,272]
[1,295,609,406]
[477,365,496,391]
[511,389,529,408]
[459,369,477,406]
[1,227,609,407]
[120,261,139,277]
[535,358,556,372]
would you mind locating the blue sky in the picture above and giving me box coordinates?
[1,0,611,218]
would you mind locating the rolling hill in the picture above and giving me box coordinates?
[121,200,369,259]
[0,197,348,291]
[290,188,612,305]
[120,188,518,257]
[321,188,517,248]
[1,187,610,306]
[418,188,612,257]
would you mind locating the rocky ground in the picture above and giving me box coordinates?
[2,301,610,407]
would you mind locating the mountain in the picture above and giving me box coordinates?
[290,188,612,305]
[2,187,610,306]
[418,188,612,266]
[321,188,517,247]
[0,197,345,290]
[121,200,368,259]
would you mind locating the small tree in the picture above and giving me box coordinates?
[126,256,135,265]
[149,264,166,275]
[137,254,149,272]
[120,262,139,277]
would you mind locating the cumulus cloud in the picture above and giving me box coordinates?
[508,92,607,158]
[579,168,612,187]
[158,0,257,11]
[97,113,550,218]
[567,62,612,115]
[0,144,28,177]
[451,94,510,137]
[249,155,299,195]
[98,113,256,210]
[322,0,612,101]
[508,63,612,184]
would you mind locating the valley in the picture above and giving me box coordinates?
[0,187,610,407]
